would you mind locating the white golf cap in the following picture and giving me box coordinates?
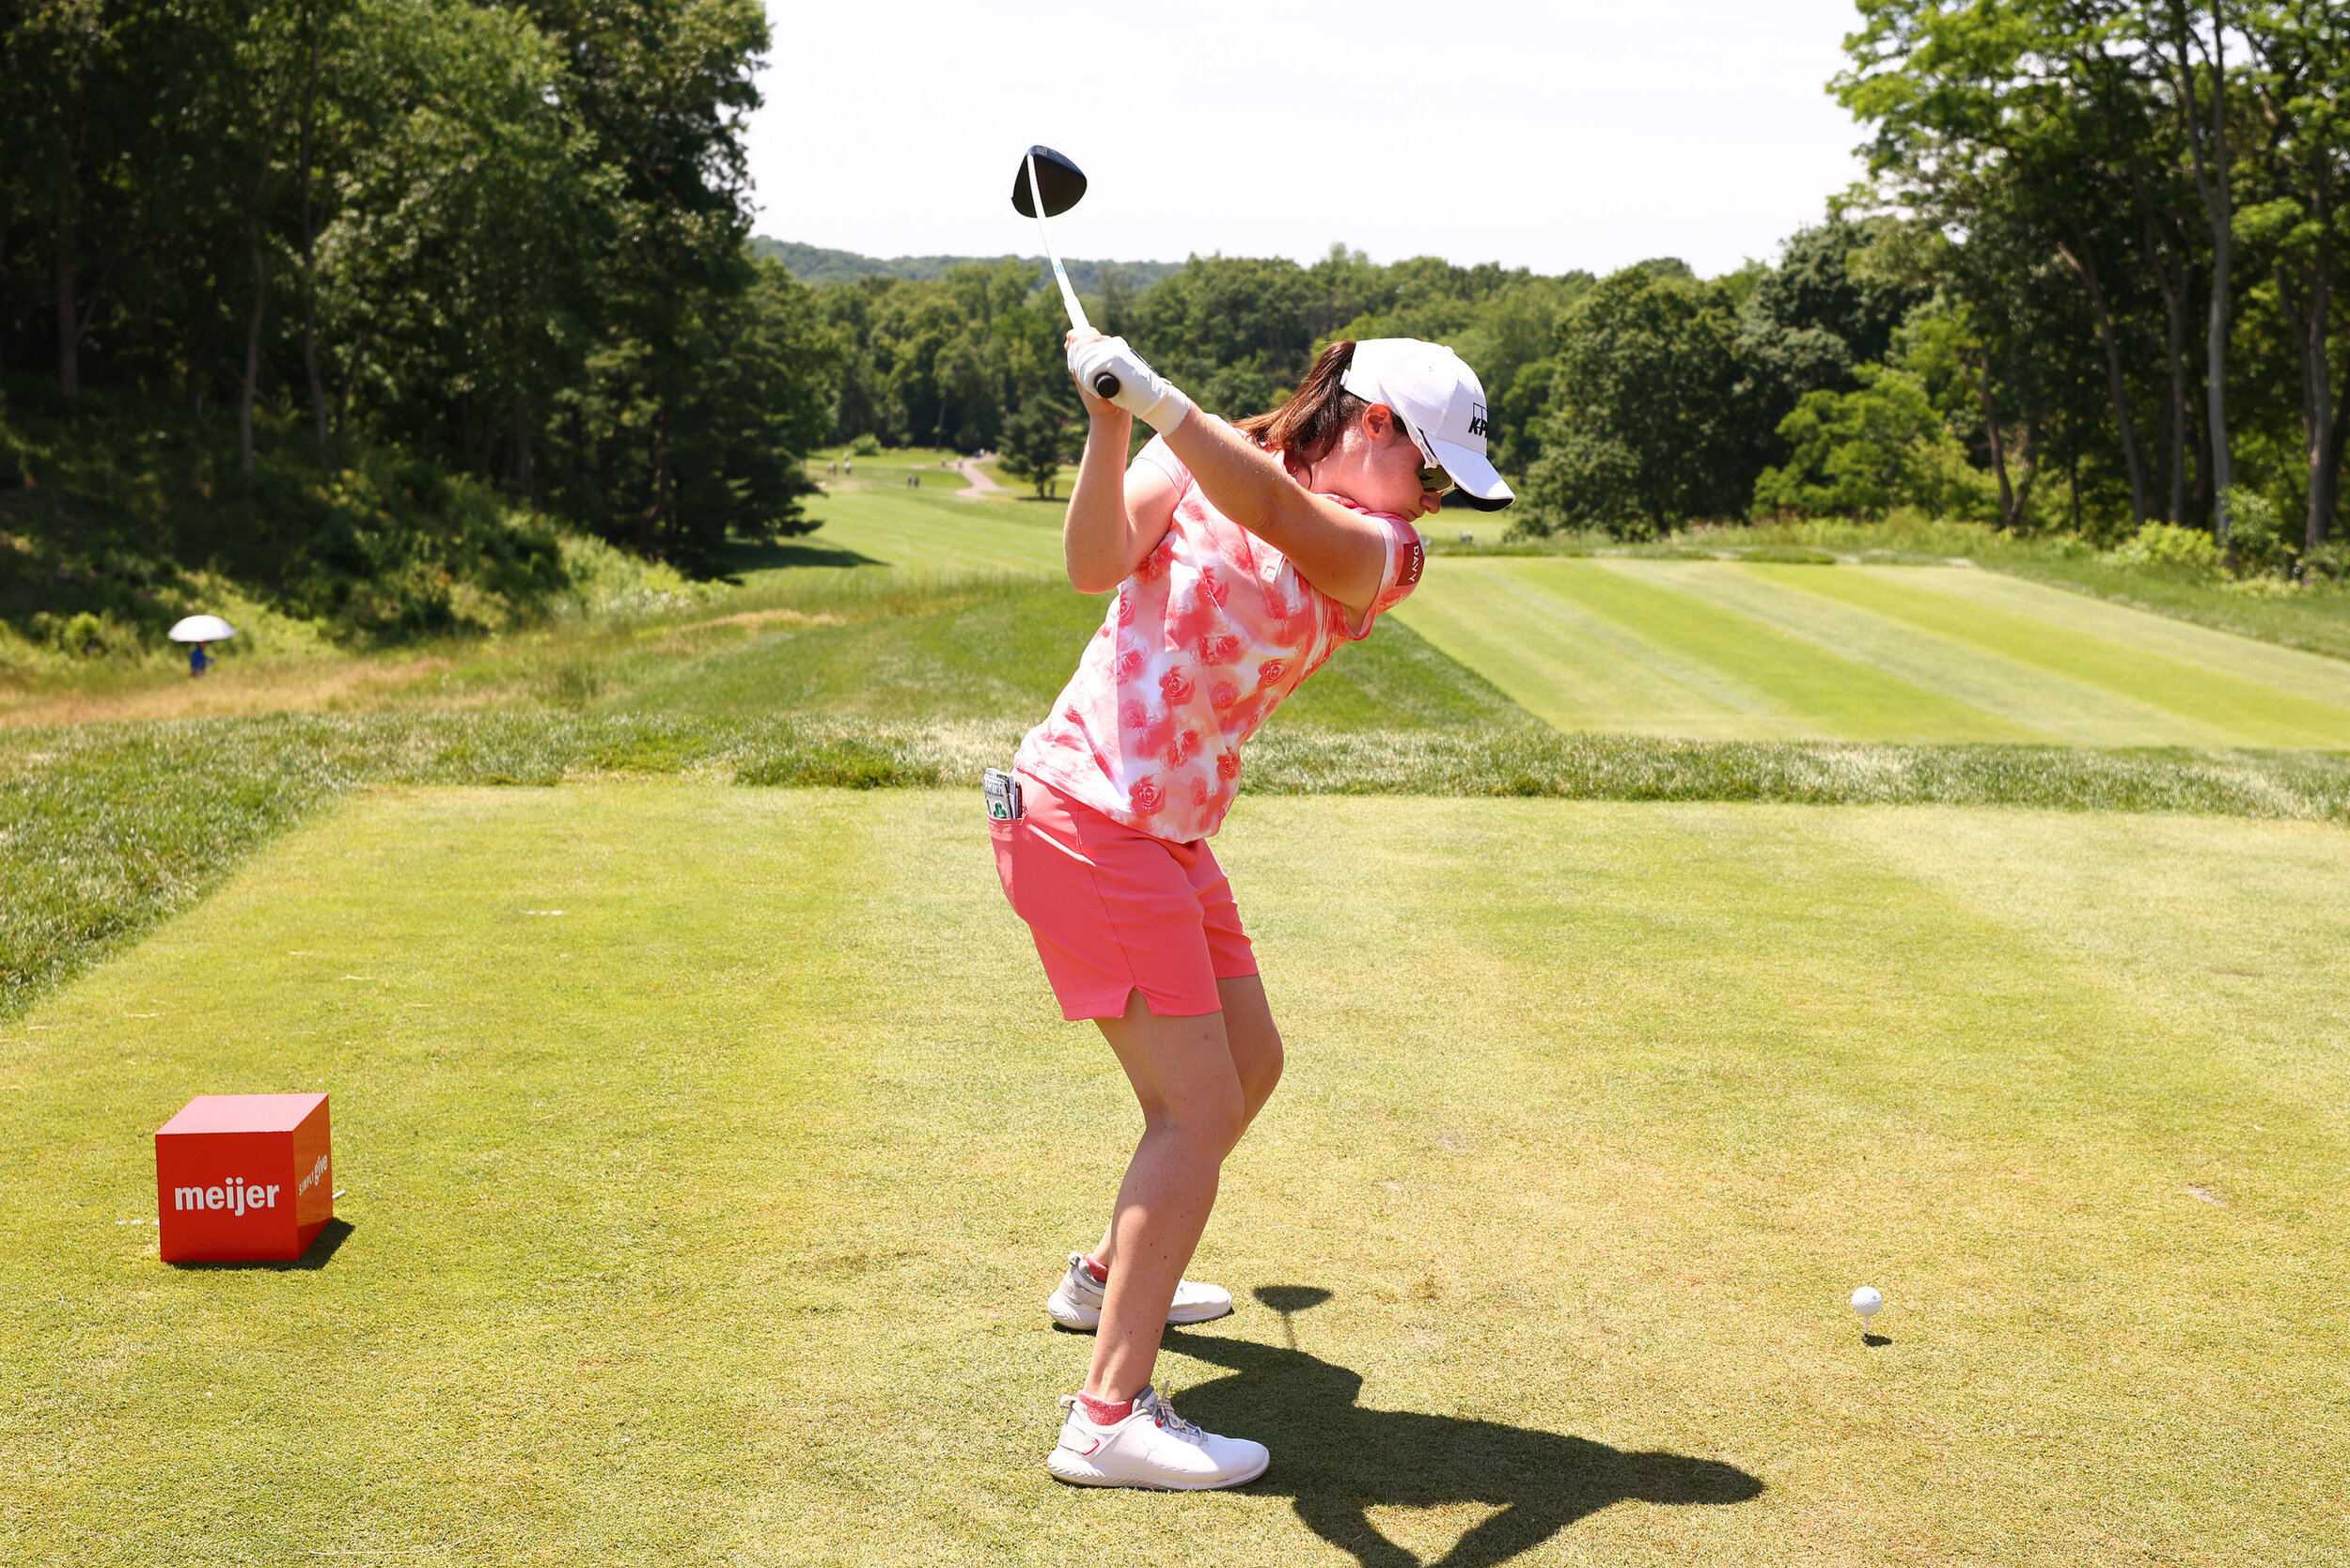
[1340,338,1513,510]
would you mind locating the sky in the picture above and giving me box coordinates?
[740,0,1877,279]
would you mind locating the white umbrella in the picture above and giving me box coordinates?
[167,615,237,643]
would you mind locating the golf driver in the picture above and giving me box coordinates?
[1012,146,1120,400]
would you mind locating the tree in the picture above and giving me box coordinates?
[2161,0,2240,542]
[1738,214,1928,405]
[2238,0,2350,551]
[996,393,1074,499]
[8,0,217,406]
[1516,262,1760,538]
[1752,363,1992,519]
[1133,255,1324,417]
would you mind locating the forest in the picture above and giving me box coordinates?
[2,0,829,612]
[3,0,2344,631]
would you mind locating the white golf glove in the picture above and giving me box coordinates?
[1069,336,1192,433]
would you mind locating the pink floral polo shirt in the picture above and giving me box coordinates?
[1013,432,1427,842]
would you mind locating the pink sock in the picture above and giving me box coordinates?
[1075,1390,1135,1425]
[1082,1255,1109,1284]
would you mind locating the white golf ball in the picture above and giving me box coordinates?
[1851,1285,1884,1318]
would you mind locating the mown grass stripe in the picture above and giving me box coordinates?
[1765,565,2350,749]
[1538,560,2030,743]
[1399,560,1800,738]
[1631,562,2214,748]
[1886,566,2350,709]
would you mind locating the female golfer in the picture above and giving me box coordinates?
[988,330,1512,1489]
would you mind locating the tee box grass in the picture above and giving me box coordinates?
[5,784,2343,1564]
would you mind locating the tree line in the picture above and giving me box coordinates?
[3,0,832,572]
[816,2,2348,572]
[818,233,1935,532]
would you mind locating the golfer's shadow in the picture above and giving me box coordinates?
[1163,1286,1762,1568]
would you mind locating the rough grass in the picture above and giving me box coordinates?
[4,786,2343,1564]
[10,712,2350,1028]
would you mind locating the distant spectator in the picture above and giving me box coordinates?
[189,643,209,678]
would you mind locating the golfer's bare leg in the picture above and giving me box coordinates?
[1083,991,1246,1402]
[1092,976,1281,1272]
[1216,974,1285,1120]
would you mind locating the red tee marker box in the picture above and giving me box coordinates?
[154,1093,334,1263]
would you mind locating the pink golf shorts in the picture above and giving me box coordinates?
[991,770,1257,1021]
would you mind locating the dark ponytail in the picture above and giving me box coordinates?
[1234,340,1371,468]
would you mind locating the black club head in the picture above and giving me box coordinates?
[1011,146,1088,219]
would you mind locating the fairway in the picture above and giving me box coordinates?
[791,487,1065,575]
[1398,557,2350,747]
[7,785,2343,1565]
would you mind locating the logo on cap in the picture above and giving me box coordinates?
[1466,403,1490,439]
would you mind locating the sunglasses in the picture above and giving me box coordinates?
[1381,405,1456,495]
[1406,431,1454,496]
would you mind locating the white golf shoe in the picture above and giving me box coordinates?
[1045,1385,1269,1490]
[1043,1252,1233,1331]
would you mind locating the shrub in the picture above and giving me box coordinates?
[28,608,148,661]
[2107,522,2221,575]
[849,432,883,457]
[1749,365,1995,522]
[2222,488,2293,578]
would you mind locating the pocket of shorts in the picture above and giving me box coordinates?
[989,813,1018,905]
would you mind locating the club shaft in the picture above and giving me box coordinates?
[1026,154,1091,334]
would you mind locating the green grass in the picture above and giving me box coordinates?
[786,488,1064,575]
[1399,558,2350,747]
[977,456,1075,497]
[1434,514,2350,663]
[1997,554,2350,661]
[806,445,973,493]
[9,476,2350,1562]
[4,785,2344,1563]
[10,710,2350,1034]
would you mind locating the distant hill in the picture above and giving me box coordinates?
[753,238,1185,293]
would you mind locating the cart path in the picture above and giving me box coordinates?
[949,455,1005,499]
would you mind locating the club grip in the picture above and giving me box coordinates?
[1092,371,1121,400]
